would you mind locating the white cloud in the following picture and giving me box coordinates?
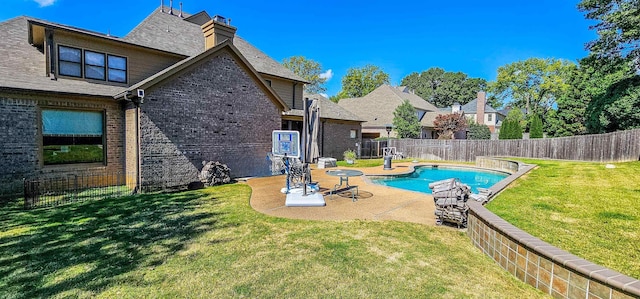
[319,69,333,81]
[34,0,56,7]
[319,93,328,98]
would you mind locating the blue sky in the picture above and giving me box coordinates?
[2,0,596,97]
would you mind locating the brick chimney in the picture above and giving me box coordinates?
[476,91,486,124]
[201,15,237,49]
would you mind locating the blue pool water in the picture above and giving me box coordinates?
[370,165,509,194]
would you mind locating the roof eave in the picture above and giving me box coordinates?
[260,73,310,85]
[27,18,187,58]
[1,86,114,98]
[114,40,290,112]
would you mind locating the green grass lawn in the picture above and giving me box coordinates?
[0,184,545,298]
[486,159,640,279]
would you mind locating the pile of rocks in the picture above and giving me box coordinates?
[199,161,231,187]
[429,178,471,228]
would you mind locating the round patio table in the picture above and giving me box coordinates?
[325,169,363,201]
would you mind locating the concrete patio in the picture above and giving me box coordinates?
[247,163,437,225]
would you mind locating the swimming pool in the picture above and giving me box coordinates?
[370,165,509,194]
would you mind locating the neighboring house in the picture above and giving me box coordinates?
[283,93,364,159]
[443,92,505,138]
[0,5,358,196]
[338,85,441,139]
[458,92,505,133]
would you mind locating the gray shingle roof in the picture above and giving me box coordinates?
[116,40,288,111]
[1,6,308,98]
[124,7,307,83]
[461,99,499,114]
[0,17,124,97]
[337,84,441,127]
[283,93,363,122]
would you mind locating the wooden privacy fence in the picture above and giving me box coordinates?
[392,129,640,162]
[359,140,388,158]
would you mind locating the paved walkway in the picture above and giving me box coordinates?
[247,162,437,225]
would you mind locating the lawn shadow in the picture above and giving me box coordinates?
[0,189,229,298]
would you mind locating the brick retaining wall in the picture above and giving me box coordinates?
[469,158,640,299]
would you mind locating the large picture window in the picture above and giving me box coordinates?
[58,46,82,78]
[42,109,104,165]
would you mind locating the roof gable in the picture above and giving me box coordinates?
[116,40,288,111]
[337,84,441,126]
[123,6,307,83]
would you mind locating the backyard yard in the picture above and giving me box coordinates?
[487,159,640,280]
[0,184,543,298]
[2,158,639,298]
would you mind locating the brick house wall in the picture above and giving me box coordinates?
[134,51,281,189]
[320,121,362,160]
[0,97,39,197]
[0,94,125,197]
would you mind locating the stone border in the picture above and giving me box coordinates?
[468,157,640,299]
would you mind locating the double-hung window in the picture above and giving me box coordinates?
[42,109,105,165]
[84,50,106,80]
[108,55,127,83]
[58,46,82,77]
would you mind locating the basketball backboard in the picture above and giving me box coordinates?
[272,130,300,158]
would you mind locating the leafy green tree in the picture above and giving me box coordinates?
[400,68,489,108]
[586,75,640,133]
[504,107,527,131]
[578,0,640,69]
[334,65,390,101]
[498,119,523,140]
[499,109,524,139]
[529,114,543,138]
[545,60,591,137]
[498,120,511,139]
[467,121,491,140]
[433,113,467,139]
[282,56,327,94]
[488,58,576,118]
[546,55,640,135]
[392,100,421,138]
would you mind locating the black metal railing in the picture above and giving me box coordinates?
[23,172,137,209]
